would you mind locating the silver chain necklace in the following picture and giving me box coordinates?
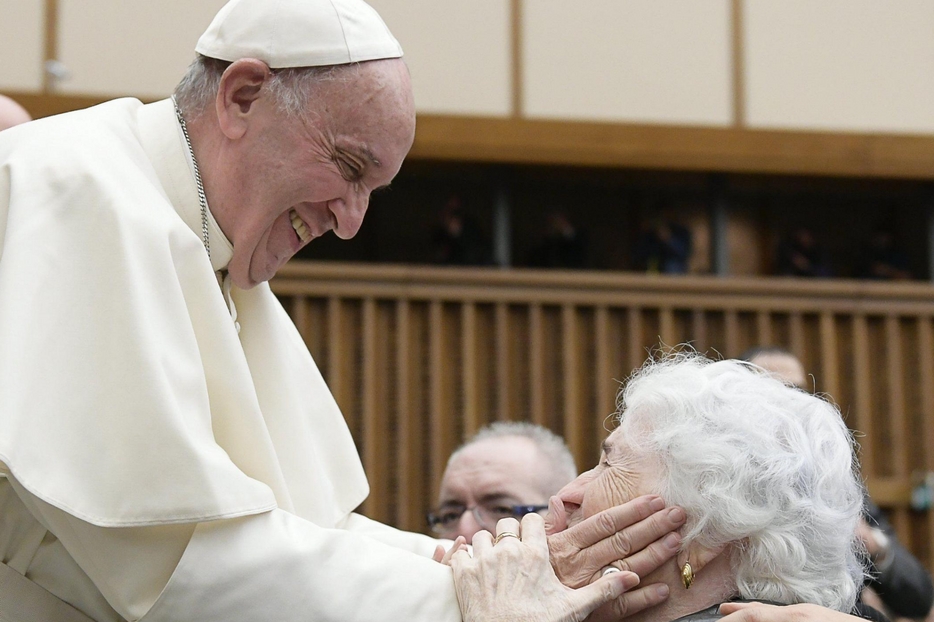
[172,97,211,261]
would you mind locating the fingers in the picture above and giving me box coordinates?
[545,496,568,535]
[567,570,640,622]
[586,506,685,570]
[611,531,681,577]
[556,495,666,550]
[440,536,468,565]
[432,545,445,563]
[473,529,494,556]
[520,513,548,552]
[586,583,671,622]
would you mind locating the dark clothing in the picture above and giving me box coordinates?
[864,499,934,618]
[432,217,490,266]
[529,231,587,269]
[634,223,692,274]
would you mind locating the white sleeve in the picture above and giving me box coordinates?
[142,510,462,622]
[10,478,461,622]
[338,512,451,557]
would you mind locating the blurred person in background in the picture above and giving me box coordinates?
[776,227,832,277]
[634,215,692,275]
[429,422,578,545]
[859,228,912,281]
[432,194,491,265]
[529,210,588,269]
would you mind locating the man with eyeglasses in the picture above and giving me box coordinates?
[429,422,578,543]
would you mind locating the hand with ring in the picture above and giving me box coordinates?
[546,494,686,621]
[451,514,642,622]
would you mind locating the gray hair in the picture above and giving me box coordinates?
[173,54,358,121]
[616,354,863,612]
[451,422,578,493]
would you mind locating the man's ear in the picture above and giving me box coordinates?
[215,58,271,140]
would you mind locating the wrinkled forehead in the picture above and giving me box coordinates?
[439,437,551,503]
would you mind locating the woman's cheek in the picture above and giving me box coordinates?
[582,469,640,518]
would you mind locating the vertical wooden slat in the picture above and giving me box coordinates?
[462,302,480,436]
[290,296,310,345]
[819,312,839,398]
[361,298,384,521]
[394,299,418,531]
[594,306,614,422]
[885,315,910,541]
[756,310,772,345]
[852,315,874,475]
[789,311,805,360]
[495,303,512,421]
[724,309,740,357]
[327,297,344,407]
[691,309,707,353]
[429,300,450,497]
[628,307,644,372]
[562,304,583,460]
[659,307,676,349]
[529,303,546,426]
[917,316,934,568]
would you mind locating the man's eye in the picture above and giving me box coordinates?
[438,511,462,525]
[489,506,515,518]
[334,153,364,181]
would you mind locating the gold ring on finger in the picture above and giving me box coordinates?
[493,531,520,545]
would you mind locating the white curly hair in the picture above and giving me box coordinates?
[615,354,864,612]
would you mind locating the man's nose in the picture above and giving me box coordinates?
[332,193,369,240]
[453,511,484,544]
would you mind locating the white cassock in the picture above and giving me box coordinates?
[0,98,462,622]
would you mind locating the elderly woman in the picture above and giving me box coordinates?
[452,355,867,622]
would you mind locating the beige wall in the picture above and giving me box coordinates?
[57,0,226,98]
[745,0,934,134]
[523,0,733,126]
[3,0,934,135]
[368,0,512,116]
[0,0,45,91]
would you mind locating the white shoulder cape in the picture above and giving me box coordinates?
[0,98,369,528]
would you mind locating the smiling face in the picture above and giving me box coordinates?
[555,427,658,529]
[215,59,415,288]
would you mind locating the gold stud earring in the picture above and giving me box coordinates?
[681,561,694,590]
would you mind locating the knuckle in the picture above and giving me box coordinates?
[612,530,634,556]
[595,511,618,537]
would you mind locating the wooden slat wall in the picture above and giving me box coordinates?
[272,261,934,569]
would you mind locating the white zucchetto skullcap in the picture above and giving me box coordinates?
[195,0,402,69]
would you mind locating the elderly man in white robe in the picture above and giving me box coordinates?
[0,1,685,621]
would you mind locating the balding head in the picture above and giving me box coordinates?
[0,95,31,132]
[741,346,808,389]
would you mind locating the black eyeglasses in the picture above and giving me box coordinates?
[426,502,548,535]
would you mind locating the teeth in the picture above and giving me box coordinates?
[290,209,312,243]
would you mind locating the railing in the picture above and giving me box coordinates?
[271,261,934,567]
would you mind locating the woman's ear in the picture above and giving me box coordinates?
[215,58,271,140]
[677,540,729,581]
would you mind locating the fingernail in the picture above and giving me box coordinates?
[649,497,665,511]
[655,584,670,598]
[668,507,685,522]
[663,532,680,548]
